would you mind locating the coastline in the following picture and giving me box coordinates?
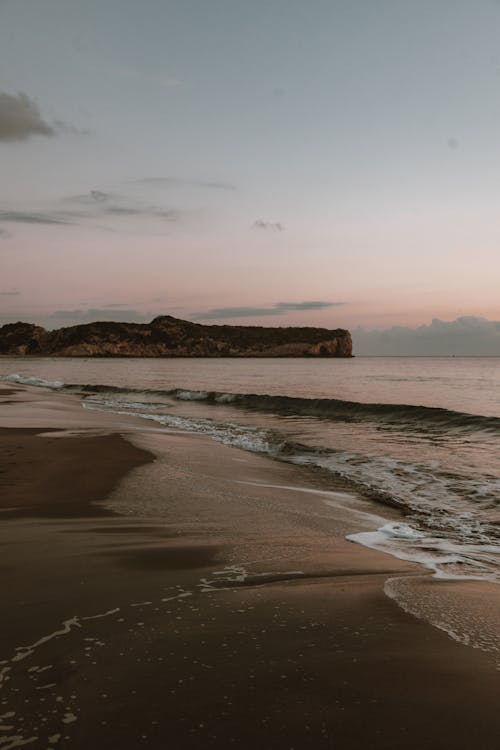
[1,385,500,749]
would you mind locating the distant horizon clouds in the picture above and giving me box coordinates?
[353,317,500,356]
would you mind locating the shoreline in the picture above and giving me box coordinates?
[1,385,500,748]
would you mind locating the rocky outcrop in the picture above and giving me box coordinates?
[0,315,352,358]
[0,322,48,355]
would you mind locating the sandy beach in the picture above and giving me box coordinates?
[1,384,500,749]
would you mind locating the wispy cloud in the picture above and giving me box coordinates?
[67,190,180,221]
[0,91,54,142]
[47,308,152,326]
[275,301,342,311]
[192,301,343,320]
[0,210,71,225]
[0,289,19,296]
[131,177,236,191]
[253,220,284,232]
[0,189,180,229]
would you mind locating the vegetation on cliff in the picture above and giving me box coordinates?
[0,315,352,358]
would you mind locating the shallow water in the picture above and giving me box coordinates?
[2,356,500,582]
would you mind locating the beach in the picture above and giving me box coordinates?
[1,383,500,750]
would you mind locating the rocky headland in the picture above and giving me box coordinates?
[0,315,352,357]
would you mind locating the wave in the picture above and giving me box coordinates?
[80,384,500,434]
[82,398,285,456]
[198,391,500,433]
[1,373,65,389]
[3,373,499,433]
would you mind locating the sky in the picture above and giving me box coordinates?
[1,0,500,353]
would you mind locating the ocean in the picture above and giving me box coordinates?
[2,356,500,584]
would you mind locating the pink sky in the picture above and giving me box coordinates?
[1,1,500,344]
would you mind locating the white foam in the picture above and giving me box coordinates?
[214,393,237,403]
[200,565,307,591]
[347,522,500,581]
[0,374,64,390]
[81,607,120,621]
[175,390,209,401]
[161,592,192,603]
[376,522,424,541]
[83,401,275,454]
[12,618,81,663]
[290,450,500,548]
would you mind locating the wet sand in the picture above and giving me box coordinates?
[1,385,500,749]
[0,428,152,515]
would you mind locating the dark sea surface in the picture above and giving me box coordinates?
[2,356,500,584]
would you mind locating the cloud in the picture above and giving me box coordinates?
[0,290,19,296]
[353,316,500,356]
[131,177,236,191]
[0,190,180,230]
[67,190,180,222]
[0,92,91,144]
[253,220,284,232]
[0,91,55,142]
[275,301,341,311]
[46,309,152,327]
[0,210,71,225]
[0,227,11,238]
[103,206,178,219]
[192,301,342,320]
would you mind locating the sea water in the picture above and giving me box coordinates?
[2,356,500,583]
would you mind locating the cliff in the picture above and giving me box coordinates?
[0,315,352,358]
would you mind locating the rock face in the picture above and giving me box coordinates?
[0,315,352,358]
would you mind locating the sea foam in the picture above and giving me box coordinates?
[1,373,64,389]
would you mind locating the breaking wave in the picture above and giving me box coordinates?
[1,373,65,389]
[3,374,499,434]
